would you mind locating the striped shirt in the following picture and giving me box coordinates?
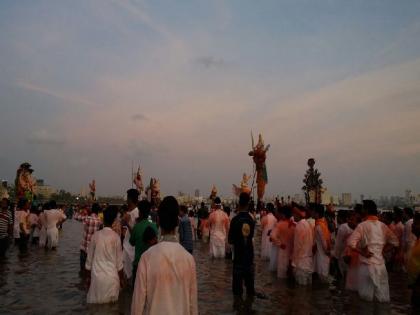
[80,213,103,252]
[0,209,13,239]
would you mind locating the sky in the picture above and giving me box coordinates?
[1,0,420,198]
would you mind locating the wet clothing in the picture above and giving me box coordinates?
[292,219,314,286]
[179,214,194,253]
[122,207,138,279]
[130,219,158,267]
[271,219,295,278]
[208,209,229,258]
[347,216,399,302]
[44,209,66,249]
[131,239,198,315]
[86,227,123,304]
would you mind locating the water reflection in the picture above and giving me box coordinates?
[0,220,414,314]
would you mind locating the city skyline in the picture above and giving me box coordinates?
[1,1,420,197]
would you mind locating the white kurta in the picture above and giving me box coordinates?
[86,227,123,304]
[208,209,229,258]
[292,219,314,285]
[260,213,277,260]
[44,209,66,249]
[403,219,416,264]
[271,220,295,278]
[347,218,399,302]
[38,212,47,247]
[131,241,198,315]
[333,223,353,276]
[122,207,139,279]
[314,225,330,281]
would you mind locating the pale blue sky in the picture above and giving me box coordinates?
[1,0,420,198]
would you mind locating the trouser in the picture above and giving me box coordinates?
[232,264,255,296]
[80,250,87,271]
[0,237,9,257]
[294,267,313,286]
[358,263,390,302]
[19,233,29,252]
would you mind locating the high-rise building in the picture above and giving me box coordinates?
[341,193,352,207]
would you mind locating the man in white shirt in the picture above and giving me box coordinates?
[122,189,140,281]
[347,200,399,302]
[86,206,123,304]
[208,197,229,258]
[291,205,314,286]
[131,196,198,315]
[44,200,66,250]
[403,207,417,268]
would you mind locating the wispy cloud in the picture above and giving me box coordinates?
[131,113,149,121]
[26,130,66,146]
[195,56,227,69]
[17,81,101,108]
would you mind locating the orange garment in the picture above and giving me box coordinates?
[315,217,331,249]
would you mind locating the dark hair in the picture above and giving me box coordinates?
[127,188,140,204]
[266,203,275,213]
[188,210,195,217]
[224,206,231,216]
[239,192,250,207]
[103,205,118,226]
[138,199,152,219]
[353,204,363,215]
[214,197,221,204]
[363,200,377,215]
[49,200,57,209]
[404,207,414,219]
[17,198,28,209]
[282,206,292,219]
[91,203,101,214]
[158,196,179,231]
[143,225,157,243]
[179,205,188,214]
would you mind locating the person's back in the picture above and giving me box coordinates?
[229,211,255,267]
[131,196,197,315]
[179,214,193,253]
[132,241,197,314]
[86,206,123,304]
[209,207,229,258]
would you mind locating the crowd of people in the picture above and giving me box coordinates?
[1,190,420,313]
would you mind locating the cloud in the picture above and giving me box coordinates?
[26,130,66,146]
[131,113,148,121]
[195,56,227,68]
[17,81,101,108]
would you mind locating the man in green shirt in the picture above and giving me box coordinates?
[130,200,158,283]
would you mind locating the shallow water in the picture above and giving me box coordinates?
[0,220,413,314]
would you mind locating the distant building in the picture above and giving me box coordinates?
[36,179,56,200]
[194,189,200,198]
[341,193,352,207]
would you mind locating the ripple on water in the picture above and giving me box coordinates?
[0,220,415,315]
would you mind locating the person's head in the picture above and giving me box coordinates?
[282,206,292,219]
[347,211,361,230]
[337,210,348,225]
[138,199,152,220]
[91,202,101,214]
[313,204,325,219]
[403,207,414,222]
[381,212,393,225]
[224,206,231,217]
[266,203,275,214]
[412,212,420,238]
[179,205,188,217]
[188,210,195,217]
[393,207,403,223]
[49,200,57,210]
[200,202,205,208]
[103,205,118,227]
[1,198,9,210]
[292,206,306,222]
[17,197,29,210]
[158,196,179,233]
[143,225,158,246]
[238,192,250,210]
[363,200,377,216]
[213,197,222,210]
[126,188,140,208]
